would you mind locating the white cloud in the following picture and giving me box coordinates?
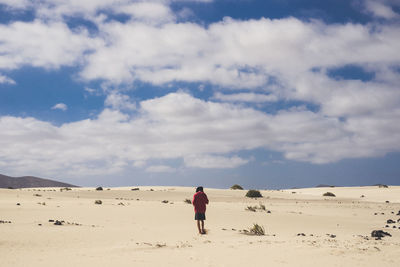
[362,0,400,19]
[0,0,29,8]
[0,74,15,84]
[51,103,68,111]
[0,20,99,70]
[145,165,176,173]
[213,92,278,103]
[184,155,249,168]
[105,92,136,111]
[1,92,399,177]
[1,1,400,178]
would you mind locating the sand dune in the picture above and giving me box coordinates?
[1,186,399,266]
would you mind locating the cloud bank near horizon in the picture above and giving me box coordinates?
[0,0,399,177]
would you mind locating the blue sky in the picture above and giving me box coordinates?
[0,0,400,189]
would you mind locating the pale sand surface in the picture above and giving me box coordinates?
[1,186,400,266]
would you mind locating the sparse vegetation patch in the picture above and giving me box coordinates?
[246,190,263,198]
[323,192,336,197]
[242,223,265,236]
[230,184,244,190]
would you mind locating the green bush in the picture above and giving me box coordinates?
[246,190,263,198]
[230,184,244,190]
[323,192,336,197]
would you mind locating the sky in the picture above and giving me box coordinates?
[0,0,400,189]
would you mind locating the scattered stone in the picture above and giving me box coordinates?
[371,230,391,240]
[391,211,394,214]
[161,200,169,203]
[387,219,396,224]
[118,202,125,206]
[267,210,271,214]
[16,203,20,206]
[33,194,42,197]
[393,226,397,229]
[360,195,365,198]
[0,220,12,224]
[330,234,336,238]
[297,233,306,236]
[95,200,102,205]
[385,200,390,203]
[150,189,154,191]
[96,187,103,191]
[396,210,400,216]
[385,225,389,228]
[131,188,139,191]
[54,220,63,226]
[374,213,377,215]
[38,224,42,226]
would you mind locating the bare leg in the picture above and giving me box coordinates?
[197,220,202,234]
[201,220,205,234]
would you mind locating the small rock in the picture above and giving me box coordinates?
[385,200,390,203]
[95,200,102,205]
[387,219,396,224]
[371,230,391,239]
[297,233,306,236]
[267,210,271,214]
[48,219,54,222]
[360,195,365,198]
[330,234,336,238]
[161,200,169,203]
[16,203,20,206]
[396,210,400,216]
[38,224,42,226]
[385,225,389,228]
[131,188,139,191]
[96,187,103,191]
[54,220,63,226]
[374,213,377,215]
[393,226,397,229]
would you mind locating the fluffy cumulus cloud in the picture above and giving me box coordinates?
[1,92,400,177]
[0,0,400,176]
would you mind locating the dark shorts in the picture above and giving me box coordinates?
[195,213,206,220]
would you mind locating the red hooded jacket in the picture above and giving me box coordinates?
[192,191,209,213]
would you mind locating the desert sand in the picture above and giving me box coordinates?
[1,185,400,266]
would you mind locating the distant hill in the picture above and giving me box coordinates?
[0,174,78,189]
[315,184,336,188]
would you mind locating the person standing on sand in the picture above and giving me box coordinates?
[193,186,209,235]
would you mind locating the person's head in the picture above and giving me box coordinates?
[196,186,204,192]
